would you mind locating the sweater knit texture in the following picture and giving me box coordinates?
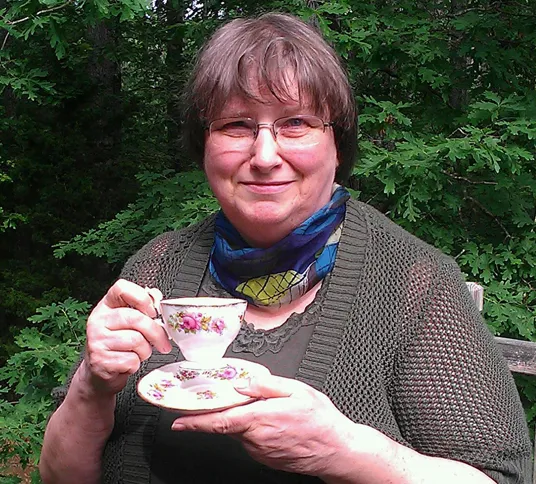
[55,199,532,483]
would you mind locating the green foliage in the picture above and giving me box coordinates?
[54,169,219,264]
[0,298,89,482]
[0,0,151,65]
[2,0,536,476]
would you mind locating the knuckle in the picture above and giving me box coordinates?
[211,418,233,434]
[108,279,135,304]
[129,330,144,348]
[86,320,104,339]
[139,343,153,362]
[112,282,127,301]
[113,278,129,292]
[126,357,141,374]
[85,339,102,357]
[114,353,139,375]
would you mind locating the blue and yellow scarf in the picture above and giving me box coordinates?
[209,185,350,307]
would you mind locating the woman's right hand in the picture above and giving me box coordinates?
[81,279,172,396]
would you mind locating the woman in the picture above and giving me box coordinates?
[40,13,531,484]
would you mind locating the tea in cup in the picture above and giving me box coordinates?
[156,297,247,363]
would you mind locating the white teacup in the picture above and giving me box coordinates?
[157,297,247,363]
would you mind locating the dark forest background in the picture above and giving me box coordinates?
[1,0,535,481]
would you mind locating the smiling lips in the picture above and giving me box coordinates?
[240,181,294,194]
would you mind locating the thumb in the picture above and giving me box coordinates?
[234,374,301,399]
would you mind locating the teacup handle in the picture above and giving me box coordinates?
[153,316,172,341]
[145,286,172,341]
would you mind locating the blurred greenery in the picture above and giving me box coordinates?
[1,0,535,480]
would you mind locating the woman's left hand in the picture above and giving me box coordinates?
[171,375,357,478]
[172,375,498,484]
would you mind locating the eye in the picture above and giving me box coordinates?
[213,119,254,137]
[280,117,309,129]
[277,116,314,137]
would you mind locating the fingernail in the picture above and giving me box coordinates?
[161,344,172,354]
[172,423,185,431]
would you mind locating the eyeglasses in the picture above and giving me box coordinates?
[206,115,333,150]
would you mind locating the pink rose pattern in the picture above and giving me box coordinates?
[168,311,227,335]
[146,365,250,401]
[176,370,198,381]
[204,365,250,380]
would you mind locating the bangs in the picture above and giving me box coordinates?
[203,37,330,121]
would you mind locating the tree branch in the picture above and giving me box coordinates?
[4,0,73,26]
[442,171,498,185]
[466,193,511,238]
[445,2,502,18]
[1,31,9,50]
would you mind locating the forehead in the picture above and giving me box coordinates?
[215,88,327,121]
[218,95,302,117]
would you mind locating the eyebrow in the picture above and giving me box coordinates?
[217,105,316,120]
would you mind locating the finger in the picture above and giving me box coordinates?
[171,407,252,435]
[103,279,159,317]
[102,329,154,362]
[104,308,171,354]
[234,374,302,399]
[86,350,143,379]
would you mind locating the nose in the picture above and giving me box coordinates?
[249,126,282,172]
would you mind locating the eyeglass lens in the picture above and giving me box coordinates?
[209,115,328,149]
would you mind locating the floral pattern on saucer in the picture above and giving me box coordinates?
[137,358,270,414]
[145,364,252,402]
[175,364,250,382]
[168,311,226,335]
[197,390,216,400]
[203,365,250,380]
[147,379,176,401]
[176,369,198,382]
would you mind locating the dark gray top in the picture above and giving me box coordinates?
[55,199,532,484]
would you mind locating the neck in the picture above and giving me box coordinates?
[244,281,322,330]
[235,223,291,248]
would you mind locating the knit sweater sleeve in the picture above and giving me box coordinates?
[392,256,532,483]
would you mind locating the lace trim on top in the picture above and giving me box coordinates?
[200,271,329,356]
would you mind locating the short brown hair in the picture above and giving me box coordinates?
[183,12,357,184]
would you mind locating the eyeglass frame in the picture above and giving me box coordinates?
[204,115,334,146]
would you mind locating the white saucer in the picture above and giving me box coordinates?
[137,358,270,415]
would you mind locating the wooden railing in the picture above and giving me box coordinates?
[467,283,536,483]
[496,337,536,376]
[466,282,536,375]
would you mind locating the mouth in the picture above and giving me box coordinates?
[240,181,294,194]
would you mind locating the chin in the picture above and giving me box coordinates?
[249,202,293,221]
[246,211,289,228]
[231,205,293,233]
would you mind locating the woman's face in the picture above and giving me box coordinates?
[203,94,339,248]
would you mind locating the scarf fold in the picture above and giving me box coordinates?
[209,185,350,307]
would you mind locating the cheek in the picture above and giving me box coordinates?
[204,148,229,180]
[203,152,224,195]
[295,153,337,179]
[290,136,338,176]
[203,150,243,199]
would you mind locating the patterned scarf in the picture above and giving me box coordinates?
[209,185,350,307]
